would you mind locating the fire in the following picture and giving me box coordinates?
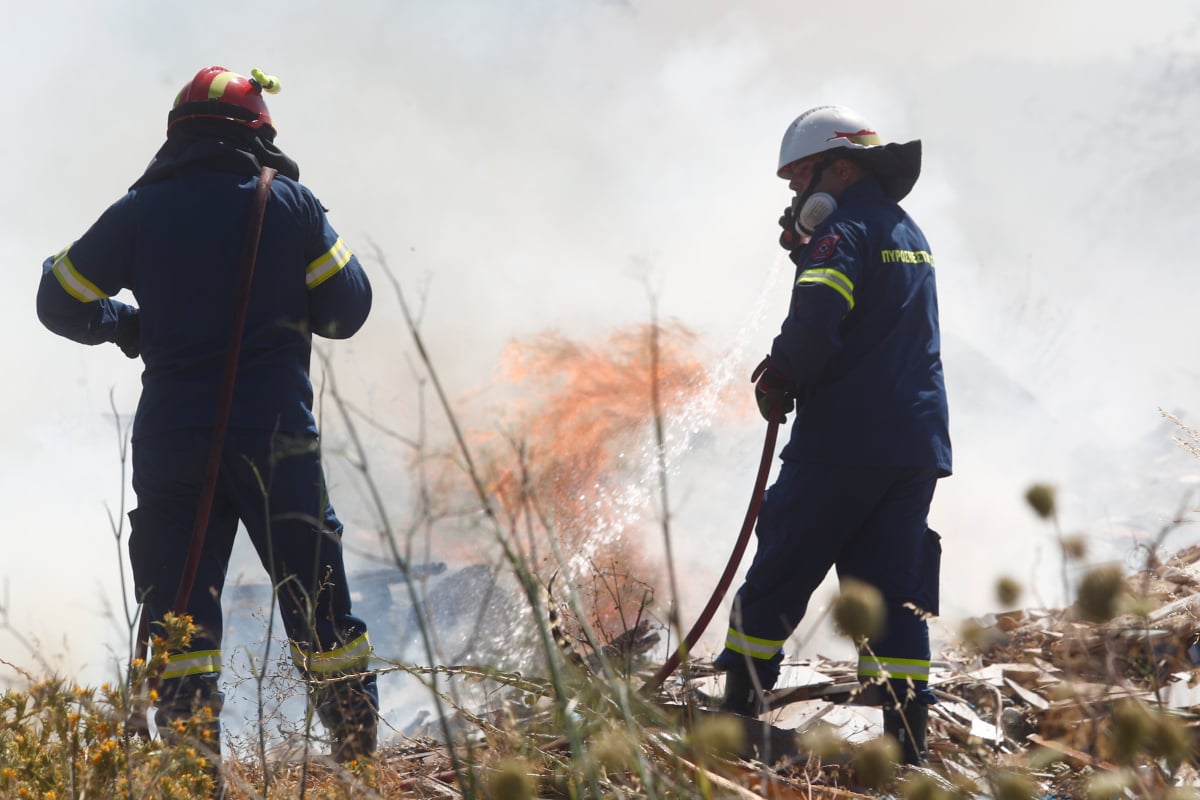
[458,319,735,641]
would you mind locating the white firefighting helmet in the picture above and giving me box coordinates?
[777,105,883,177]
[777,105,922,203]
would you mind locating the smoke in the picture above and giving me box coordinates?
[4,1,1200,696]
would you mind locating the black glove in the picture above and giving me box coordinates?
[750,356,794,423]
[778,203,808,252]
[115,309,141,359]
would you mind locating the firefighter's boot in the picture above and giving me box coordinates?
[719,661,762,717]
[155,675,226,798]
[882,702,929,766]
[315,675,379,763]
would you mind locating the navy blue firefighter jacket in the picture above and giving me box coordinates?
[36,153,371,441]
[770,179,951,475]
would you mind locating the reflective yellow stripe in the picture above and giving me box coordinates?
[291,632,371,674]
[208,71,236,99]
[162,650,222,680]
[797,267,855,310]
[724,627,786,661]
[51,249,108,303]
[857,655,930,681]
[306,237,353,289]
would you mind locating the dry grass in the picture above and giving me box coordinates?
[6,269,1199,797]
[5,542,1200,800]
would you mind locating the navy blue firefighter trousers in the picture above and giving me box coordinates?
[715,460,942,705]
[128,428,378,737]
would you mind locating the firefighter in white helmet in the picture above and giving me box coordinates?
[714,106,949,766]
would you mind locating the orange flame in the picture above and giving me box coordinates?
[456,319,735,637]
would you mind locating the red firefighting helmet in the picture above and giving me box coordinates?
[167,66,281,136]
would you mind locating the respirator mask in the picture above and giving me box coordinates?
[790,191,837,236]
[787,156,839,236]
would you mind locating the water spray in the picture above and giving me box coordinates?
[640,414,781,695]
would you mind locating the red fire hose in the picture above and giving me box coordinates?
[640,414,781,696]
[129,167,277,738]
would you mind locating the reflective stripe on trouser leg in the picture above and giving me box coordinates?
[156,649,223,723]
[162,649,222,680]
[713,624,789,691]
[292,630,379,756]
[857,654,931,683]
[722,627,787,661]
[290,632,372,675]
[853,596,934,704]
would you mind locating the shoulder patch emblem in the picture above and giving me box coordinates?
[808,233,841,264]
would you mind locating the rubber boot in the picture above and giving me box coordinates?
[882,703,929,766]
[719,661,761,717]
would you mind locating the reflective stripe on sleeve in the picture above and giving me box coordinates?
[161,650,222,680]
[291,632,372,674]
[723,627,787,661]
[857,655,931,682]
[51,249,109,302]
[797,267,855,310]
[305,237,353,289]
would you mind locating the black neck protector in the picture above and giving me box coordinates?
[130,118,301,190]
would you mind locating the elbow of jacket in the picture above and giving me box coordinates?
[36,296,68,337]
[312,283,372,339]
[314,322,351,339]
[314,312,368,340]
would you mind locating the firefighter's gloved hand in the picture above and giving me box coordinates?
[778,205,808,252]
[751,356,794,423]
[115,307,141,359]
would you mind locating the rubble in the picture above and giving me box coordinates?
[652,543,1200,796]
[268,546,1200,797]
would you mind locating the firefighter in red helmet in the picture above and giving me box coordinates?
[37,66,378,791]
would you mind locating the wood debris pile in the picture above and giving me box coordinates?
[670,544,1200,796]
[319,545,1200,798]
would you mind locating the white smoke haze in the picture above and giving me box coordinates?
[4,0,1200,730]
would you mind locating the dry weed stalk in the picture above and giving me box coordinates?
[10,248,1200,798]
